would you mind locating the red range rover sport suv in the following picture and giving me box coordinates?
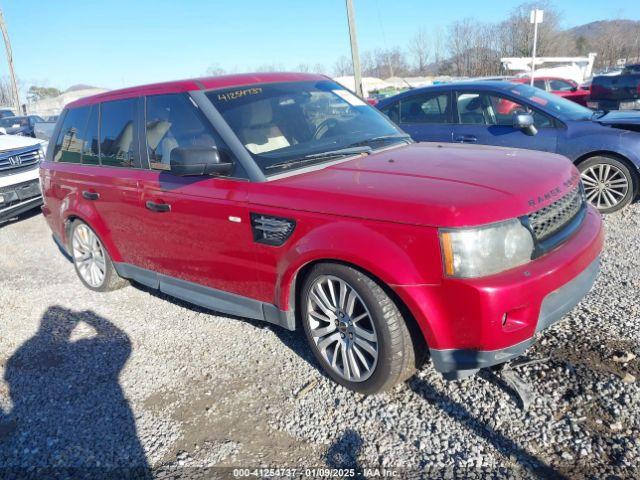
[41,73,604,393]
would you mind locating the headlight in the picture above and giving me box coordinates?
[440,219,534,278]
[37,146,45,163]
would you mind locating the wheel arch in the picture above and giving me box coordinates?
[575,150,639,195]
[62,212,123,262]
[287,257,428,359]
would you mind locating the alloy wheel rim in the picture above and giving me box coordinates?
[307,275,378,382]
[581,164,629,210]
[72,224,106,288]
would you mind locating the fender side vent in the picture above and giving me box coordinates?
[250,213,296,246]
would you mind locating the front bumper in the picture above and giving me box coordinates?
[0,178,43,222]
[430,256,599,378]
[393,205,604,378]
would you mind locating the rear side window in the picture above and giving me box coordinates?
[100,99,138,168]
[145,93,235,172]
[81,105,100,165]
[399,93,449,124]
[53,107,90,163]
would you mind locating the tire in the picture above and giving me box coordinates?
[69,220,128,292]
[300,263,416,394]
[578,155,637,214]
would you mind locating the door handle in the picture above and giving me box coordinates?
[454,135,478,143]
[82,190,100,200]
[145,200,171,212]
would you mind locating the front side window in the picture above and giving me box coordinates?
[206,80,405,175]
[399,93,449,124]
[533,80,546,90]
[100,99,138,168]
[53,107,90,163]
[549,79,574,92]
[456,92,552,128]
[145,93,234,172]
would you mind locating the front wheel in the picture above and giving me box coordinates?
[300,263,416,394]
[578,156,636,213]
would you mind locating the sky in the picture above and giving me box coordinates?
[2,0,639,92]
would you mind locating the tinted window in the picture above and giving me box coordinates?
[399,93,448,124]
[100,99,138,168]
[53,107,90,163]
[456,92,552,128]
[533,80,546,90]
[380,102,399,124]
[145,93,233,171]
[549,79,574,92]
[81,105,100,165]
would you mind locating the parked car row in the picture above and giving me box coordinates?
[376,81,640,213]
[34,73,604,393]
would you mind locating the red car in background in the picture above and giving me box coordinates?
[510,77,590,106]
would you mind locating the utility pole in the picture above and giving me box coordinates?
[345,0,363,98]
[529,9,543,87]
[0,8,19,111]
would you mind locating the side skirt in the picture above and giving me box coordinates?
[113,263,295,331]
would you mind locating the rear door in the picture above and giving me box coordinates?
[451,90,558,153]
[379,91,453,142]
[46,101,145,260]
[135,93,258,298]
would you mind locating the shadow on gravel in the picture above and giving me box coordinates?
[408,377,568,480]
[0,306,150,479]
[326,429,363,473]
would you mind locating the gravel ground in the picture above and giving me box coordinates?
[0,206,638,478]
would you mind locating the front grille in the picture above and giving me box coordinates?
[0,147,41,173]
[527,184,584,241]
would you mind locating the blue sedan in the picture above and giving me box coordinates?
[376,81,640,213]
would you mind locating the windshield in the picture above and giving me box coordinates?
[508,84,593,121]
[0,117,28,127]
[206,80,406,175]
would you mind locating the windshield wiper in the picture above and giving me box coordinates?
[348,134,412,148]
[266,146,372,171]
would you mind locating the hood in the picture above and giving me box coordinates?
[0,134,43,153]
[249,143,581,228]
[596,111,640,126]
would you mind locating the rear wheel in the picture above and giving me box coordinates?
[70,220,128,292]
[300,263,416,394]
[578,156,636,213]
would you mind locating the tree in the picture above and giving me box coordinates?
[333,55,353,76]
[409,29,430,74]
[27,86,61,103]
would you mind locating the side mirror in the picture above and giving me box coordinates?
[512,112,538,136]
[170,146,233,176]
[570,86,578,92]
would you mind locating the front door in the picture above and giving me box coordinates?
[451,90,558,153]
[134,93,257,298]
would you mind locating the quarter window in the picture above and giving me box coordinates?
[53,107,90,163]
[145,94,227,171]
[100,99,138,168]
[399,93,449,124]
